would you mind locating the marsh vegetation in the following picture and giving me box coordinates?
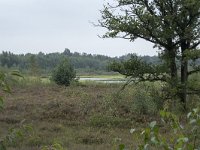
[0,74,199,149]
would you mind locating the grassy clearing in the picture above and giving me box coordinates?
[13,74,125,86]
[0,82,140,149]
[1,77,199,149]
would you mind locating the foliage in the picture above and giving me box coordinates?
[0,70,32,150]
[0,50,115,75]
[99,0,200,109]
[132,87,159,115]
[0,70,22,110]
[0,124,32,150]
[0,50,162,76]
[51,59,76,86]
[118,107,200,150]
[109,55,168,83]
[0,71,10,110]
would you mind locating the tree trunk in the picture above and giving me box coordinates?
[168,50,178,108]
[169,50,178,82]
[163,41,178,107]
[180,60,188,109]
[180,41,189,110]
[166,39,178,83]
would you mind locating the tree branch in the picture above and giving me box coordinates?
[188,66,200,76]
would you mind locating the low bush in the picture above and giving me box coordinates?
[100,83,164,117]
[51,59,76,86]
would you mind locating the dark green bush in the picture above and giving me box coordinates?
[51,59,76,86]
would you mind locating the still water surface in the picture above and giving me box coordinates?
[79,77,126,83]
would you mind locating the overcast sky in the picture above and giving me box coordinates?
[0,0,157,57]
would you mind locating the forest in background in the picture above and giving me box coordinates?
[0,49,159,75]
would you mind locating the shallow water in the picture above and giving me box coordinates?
[79,77,126,83]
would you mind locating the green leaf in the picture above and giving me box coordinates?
[151,137,159,145]
[187,144,194,150]
[153,126,159,135]
[177,137,189,143]
[52,143,64,150]
[0,96,4,110]
[179,124,184,129]
[193,108,198,113]
[150,121,157,129]
[187,112,192,118]
[145,128,151,135]
[119,144,125,150]
[144,144,149,150]
[189,119,197,124]
[160,110,166,118]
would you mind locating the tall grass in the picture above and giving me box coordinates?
[9,75,55,88]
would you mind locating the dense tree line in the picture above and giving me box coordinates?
[0,49,160,75]
[0,49,111,75]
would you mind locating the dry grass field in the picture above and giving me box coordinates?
[1,79,198,150]
[0,83,145,150]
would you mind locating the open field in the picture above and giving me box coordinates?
[13,74,126,85]
[1,82,145,150]
[1,77,200,149]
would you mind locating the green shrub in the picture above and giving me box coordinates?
[131,84,164,115]
[99,83,163,117]
[0,124,32,149]
[133,89,157,115]
[116,107,200,150]
[51,59,76,86]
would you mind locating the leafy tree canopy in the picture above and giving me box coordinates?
[99,0,200,109]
